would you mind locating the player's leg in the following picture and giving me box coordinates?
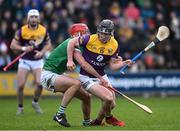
[101,75,117,111]
[102,76,125,126]
[88,85,125,126]
[105,91,125,127]
[54,75,81,107]
[41,70,81,127]
[54,75,81,127]
[79,74,114,125]
[32,67,43,114]
[88,84,114,124]
[74,87,91,126]
[111,91,116,110]
[16,61,30,115]
[101,76,125,127]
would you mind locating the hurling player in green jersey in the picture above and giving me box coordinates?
[41,23,108,127]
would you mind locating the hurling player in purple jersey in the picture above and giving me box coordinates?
[10,9,52,115]
[67,19,133,126]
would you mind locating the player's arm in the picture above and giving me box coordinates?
[74,50,108,86]
[34,32,52,59]
[40,40,52,55]
[10,31,33,52]
[109,55,133,71]
[67,37,81,71]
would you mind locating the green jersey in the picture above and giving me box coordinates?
[43,38,71,74]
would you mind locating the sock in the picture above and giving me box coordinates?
[18,104,23,108]
[82,119,91,126]
[94,119,102,125]
[106,115,113,120]
[33,99,38,103]
[57,105,66,115]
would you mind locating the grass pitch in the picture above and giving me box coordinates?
[0,96,180,130]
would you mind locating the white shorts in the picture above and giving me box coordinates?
[41,70,59,92]
[18,59,43,70]
[79,74,111,90]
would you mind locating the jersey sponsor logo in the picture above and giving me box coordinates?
[28,36,44,45]
[96,55,104,62]
[91,60,106,66]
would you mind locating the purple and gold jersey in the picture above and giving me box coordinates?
[14,24,50,60]
[80,34,119,77]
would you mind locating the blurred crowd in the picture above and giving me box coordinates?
[0,0,180,71]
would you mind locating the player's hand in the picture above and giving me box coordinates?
[99,77,109,87]
[34,50,43,58]
[29,40,37,48]
[116,55,123,61]
[107,85,115,93]
[67,60,76,71]
[22,46,34,53]
[112,55,123,63]
[124,59,134,67]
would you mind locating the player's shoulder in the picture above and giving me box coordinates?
[79,34,90,45]
[17,25,28,37]
[21,24,46,31]
[110,36,118,47]
[38,24,47,31]
[63,38,72,43]
[21,24,28,31]
[57,38,71,47]
[89,34,98,42]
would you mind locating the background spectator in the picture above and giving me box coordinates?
[0,40,11,70]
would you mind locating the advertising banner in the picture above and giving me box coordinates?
[1,72,180,96]
[0,73,53,96]
[0,72,78,96]
[108,72,180,92]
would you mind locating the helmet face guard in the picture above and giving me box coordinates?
[27,9,40,22]
[97,19,114,36]
[27,9,40,28]
[97,26,114,35]
[97,19,114,43]
[69,23,89,37]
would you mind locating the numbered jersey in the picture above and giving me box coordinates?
[79,34,119,77]
[14,24,50,60]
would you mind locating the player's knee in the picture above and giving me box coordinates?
[104,94,114,104]
[17,85,24,92]
[73,80,81,89]
[111,101,116,109]
[33,80,41,86]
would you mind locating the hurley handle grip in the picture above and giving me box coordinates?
[120,51,144,74]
